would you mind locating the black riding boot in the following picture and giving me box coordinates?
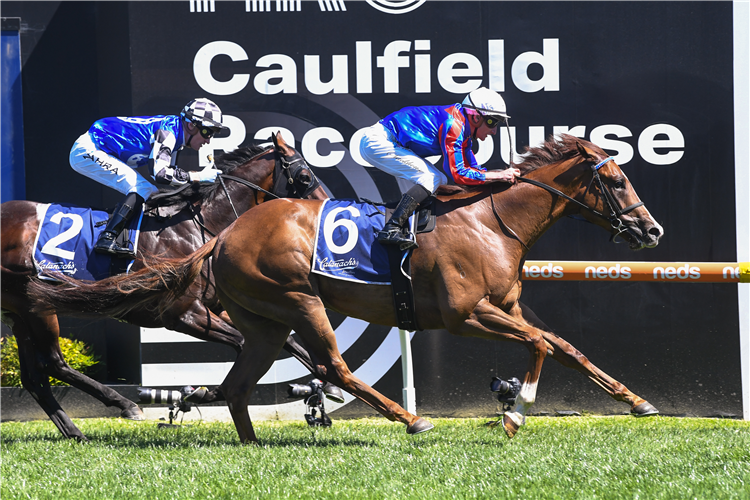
[94,193,144,259]
[377,185,431,251]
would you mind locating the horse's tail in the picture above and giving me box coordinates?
[27,237,218,319]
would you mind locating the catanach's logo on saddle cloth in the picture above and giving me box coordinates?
[312,199,394,284]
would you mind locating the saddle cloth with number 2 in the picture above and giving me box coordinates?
[33,203,142,281]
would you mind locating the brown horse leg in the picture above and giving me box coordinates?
[216,301,292,444]
[19,311,144,421]
[281,334,344,403]
[451,298,549,438]
[518,302,657,415]
[171,302,244,354]
[10,317,89,441]
[288,300,428,433]
[182,308,342,405]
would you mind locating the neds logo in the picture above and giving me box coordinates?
[523,263,563,279]
[584,264,632,279]
[653,264,700,280]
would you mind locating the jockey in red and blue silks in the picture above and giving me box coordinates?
[69,98,228,259]
[360,87,521,250]
[380,104,488,186]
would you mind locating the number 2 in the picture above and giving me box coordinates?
[40,212,84,260]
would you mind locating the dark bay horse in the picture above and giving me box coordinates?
[28,135,664,442]
[1,133,331,441]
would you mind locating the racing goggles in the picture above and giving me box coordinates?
[199,126,219,139]
[483,114,506,129]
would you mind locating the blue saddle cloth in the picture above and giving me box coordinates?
[33,203,142,282]
[312,199,414,284]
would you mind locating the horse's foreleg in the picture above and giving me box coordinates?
[518,302,658,416]
[291,301,430,434]
[216,298,292,444]
[172,301,244,354]
[452,298,548,438]
[282,334,345,403]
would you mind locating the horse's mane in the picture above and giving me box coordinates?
[144,144,274,209]
[436,134,605,197]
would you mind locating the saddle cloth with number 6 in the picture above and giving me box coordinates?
[33,203,142,281]
[312,199,413,284]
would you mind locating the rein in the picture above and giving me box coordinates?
[191,173,281,239]
[190,150,320,241]
[516,156,643,243]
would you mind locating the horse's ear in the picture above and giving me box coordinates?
[576,141,597,161]
[271,132,279,148]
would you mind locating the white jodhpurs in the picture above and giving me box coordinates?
[359,122,447,194]
[69,133,159,199]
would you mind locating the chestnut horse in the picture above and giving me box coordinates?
[28,135,664,442]
[1,134,331,441]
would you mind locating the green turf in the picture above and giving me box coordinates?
[2,416,749,499]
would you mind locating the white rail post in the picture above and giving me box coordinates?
[734,0,750,421]
[399,329,416,414]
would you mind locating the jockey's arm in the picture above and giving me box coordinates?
[441,134,486,186]
[149,128,191,186]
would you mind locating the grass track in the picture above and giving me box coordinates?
[2,416,749,499]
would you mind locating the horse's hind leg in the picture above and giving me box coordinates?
[19,311,144,421]
[518,302,658,416]
[288,299,429,433]
[8,314,89,441]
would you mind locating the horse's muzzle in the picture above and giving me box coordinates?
[622,215,664,250]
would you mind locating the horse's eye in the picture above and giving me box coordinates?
[614,180,625,189]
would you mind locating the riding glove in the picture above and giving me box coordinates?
[190,166,220,183]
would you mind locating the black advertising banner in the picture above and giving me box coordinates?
[4,1,742,418]
[126,1,739,417]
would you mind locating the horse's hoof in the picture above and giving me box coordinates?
[121,406,145,421]
[323,382,345,404]
[184,386,209,404]
[502,412,523,438]
[631,401,659,417]
[406,417,434,435]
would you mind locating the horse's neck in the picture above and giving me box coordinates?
[201,162,275,231]
[489,158,589,249]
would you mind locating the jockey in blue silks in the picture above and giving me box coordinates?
[69,98,228,258]
[360,87,521,250]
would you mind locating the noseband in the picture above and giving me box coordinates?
[273,151,321,199]
[517,156,644,243]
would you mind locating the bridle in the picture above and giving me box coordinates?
[272,150,321,200]
[195,148,320,237]
[493,156,644,248]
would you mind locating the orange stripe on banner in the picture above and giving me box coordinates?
[522,261,750,283]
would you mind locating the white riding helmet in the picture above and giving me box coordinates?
[462,87,510,119]
[180,98,229,131]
